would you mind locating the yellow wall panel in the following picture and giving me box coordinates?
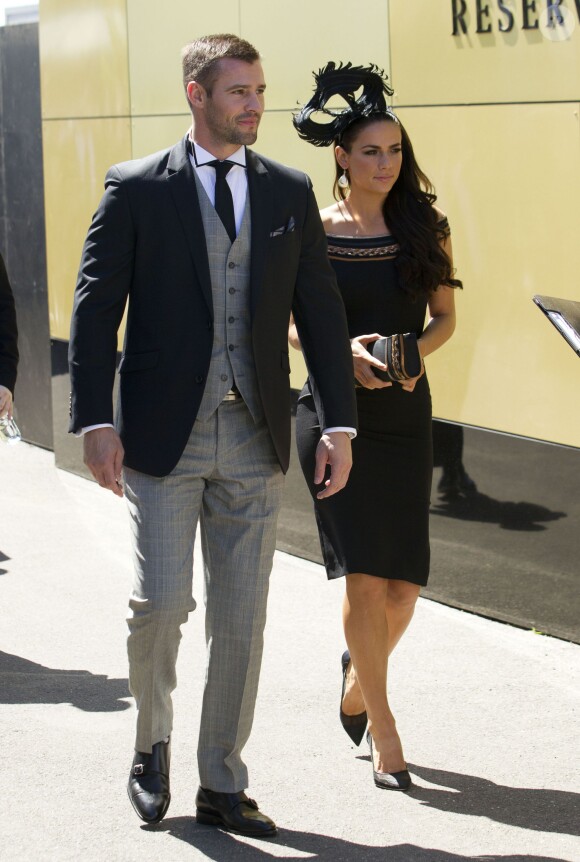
[243,0,390,111]
[39,0,130,119]
[255,111,337,204]
[126,0,390,117]
[43,118,132,340]
[389,0,580,105]
[126,0,240,117]
[131,114,190,159]
[397,103,580,447]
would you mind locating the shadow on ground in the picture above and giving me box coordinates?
[144,818,569,861]
[0,650,130,711]
[408,764,579,836]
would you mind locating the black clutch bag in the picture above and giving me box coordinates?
[368,333,422,382]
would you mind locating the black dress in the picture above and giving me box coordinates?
[296,231,435,586]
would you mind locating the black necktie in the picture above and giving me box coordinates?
[209,160,236,244]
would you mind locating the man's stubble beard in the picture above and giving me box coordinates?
[227,127,258,146]
[205,103,260,147]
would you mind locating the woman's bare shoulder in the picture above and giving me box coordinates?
[433,204,447,222]
[319,203,343,234]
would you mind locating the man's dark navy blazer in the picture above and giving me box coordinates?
[69,136,357,477]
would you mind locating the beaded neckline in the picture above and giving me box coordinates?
[326,233,400,259]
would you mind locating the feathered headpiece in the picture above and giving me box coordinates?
[293,61,396,147]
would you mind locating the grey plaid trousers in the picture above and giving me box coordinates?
[124,399,284,791]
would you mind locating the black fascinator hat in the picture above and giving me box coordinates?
[293,61,396,147]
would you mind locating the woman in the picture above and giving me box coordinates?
[290,63,461,791]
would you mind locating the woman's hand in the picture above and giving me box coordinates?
[399,340,425,393]
[399,361,425,392]
[351,334,392,390]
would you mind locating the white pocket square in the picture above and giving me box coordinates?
[270,216,296,237]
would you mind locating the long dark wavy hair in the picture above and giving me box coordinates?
[334,113,463,298]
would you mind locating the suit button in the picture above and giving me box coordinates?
[228,287,236,294]
[221,374,228,382]
[228,316,235,324]
[228,344,235,351]
[195,375,204,383]
[228,261,236,269]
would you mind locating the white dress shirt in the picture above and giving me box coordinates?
[188,141,247,234]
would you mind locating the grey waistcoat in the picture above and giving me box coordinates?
[193,170,263,423]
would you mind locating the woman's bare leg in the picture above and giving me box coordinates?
[385,579,421,654]
[341,574,420,773]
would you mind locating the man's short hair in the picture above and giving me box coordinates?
[182,34,260,102]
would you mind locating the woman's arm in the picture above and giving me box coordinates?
[417,233,457,359]
[401,232,457,393]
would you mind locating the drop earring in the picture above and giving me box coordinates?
[337,170,349,189]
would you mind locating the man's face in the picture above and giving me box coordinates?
[201,59,266,149]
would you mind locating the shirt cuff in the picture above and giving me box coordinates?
[75,423,115,437]
[322,426,357,439]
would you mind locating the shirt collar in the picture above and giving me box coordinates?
[189,139,246,168]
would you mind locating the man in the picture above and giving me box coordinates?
[69,34,357,838]
[0,251,18,420]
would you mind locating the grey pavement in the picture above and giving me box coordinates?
[1,441,579,862]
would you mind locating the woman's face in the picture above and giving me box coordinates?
[337,120,402,196]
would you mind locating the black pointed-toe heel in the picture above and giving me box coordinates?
[339,650,367,746]
[367,732,412,791]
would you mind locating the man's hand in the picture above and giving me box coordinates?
[0,385,13,419]
[83,427,125,497]
[351,334,392,390]
[314,431,353,500]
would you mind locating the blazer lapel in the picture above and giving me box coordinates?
[246,149,272,319]
[167,136,213,317]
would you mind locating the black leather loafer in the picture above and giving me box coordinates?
[195,787,277,838]
[340,650,367,746]
[127,739,171,823]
